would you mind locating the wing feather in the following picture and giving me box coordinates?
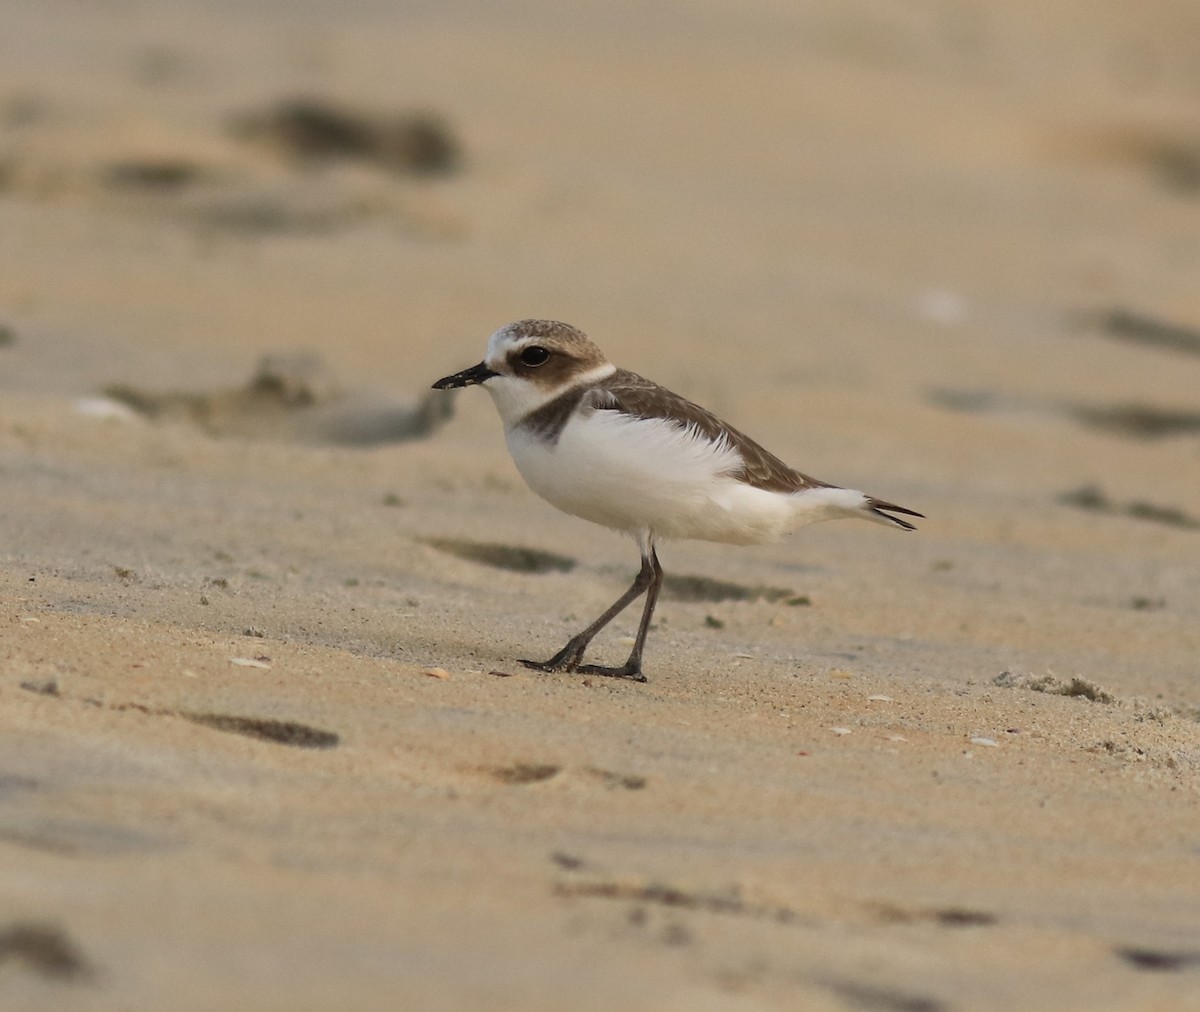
[589,370,826,494]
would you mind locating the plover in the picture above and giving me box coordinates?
[433,319,921,682]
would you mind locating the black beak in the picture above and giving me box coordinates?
[432,361,499,390]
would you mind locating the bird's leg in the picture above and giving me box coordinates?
[575,548,662,682]
[521,549,658,680]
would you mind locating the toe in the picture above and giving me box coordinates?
[520,657,577,673]
[575,663,647,682]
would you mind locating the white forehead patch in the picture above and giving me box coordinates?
[485,323,526,368]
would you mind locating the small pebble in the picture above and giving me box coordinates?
[829,726,852,736]
[918,288,969,326]
[867,694,893,702]
[969,736,999,748]
[422,666,451,680]
[230,656,272,669]
[74,396,138,421]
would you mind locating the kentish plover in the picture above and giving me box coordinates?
[433,319,921,682]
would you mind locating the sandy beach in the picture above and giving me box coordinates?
[2,1,1199,1008]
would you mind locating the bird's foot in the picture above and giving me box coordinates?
[519,636,648,682]
[574,662,647,683]
[519,640,586,673]
[519,656,575,673]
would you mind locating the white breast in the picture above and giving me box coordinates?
[504,408,802,544]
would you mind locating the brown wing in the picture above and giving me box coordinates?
[590,370,828,494]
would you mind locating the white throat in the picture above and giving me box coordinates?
[483,362,617,428]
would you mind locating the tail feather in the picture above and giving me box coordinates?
[866,497,923,531]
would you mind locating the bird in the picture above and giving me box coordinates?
[432,319,922,682]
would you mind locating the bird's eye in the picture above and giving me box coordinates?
[519,346,550,367]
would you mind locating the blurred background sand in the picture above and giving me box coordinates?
[1,1,1199,1008]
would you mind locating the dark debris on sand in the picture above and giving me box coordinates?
[230,97,461,176]
[0,923,93,981]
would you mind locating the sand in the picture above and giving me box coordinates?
[2,1,1199,1008]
